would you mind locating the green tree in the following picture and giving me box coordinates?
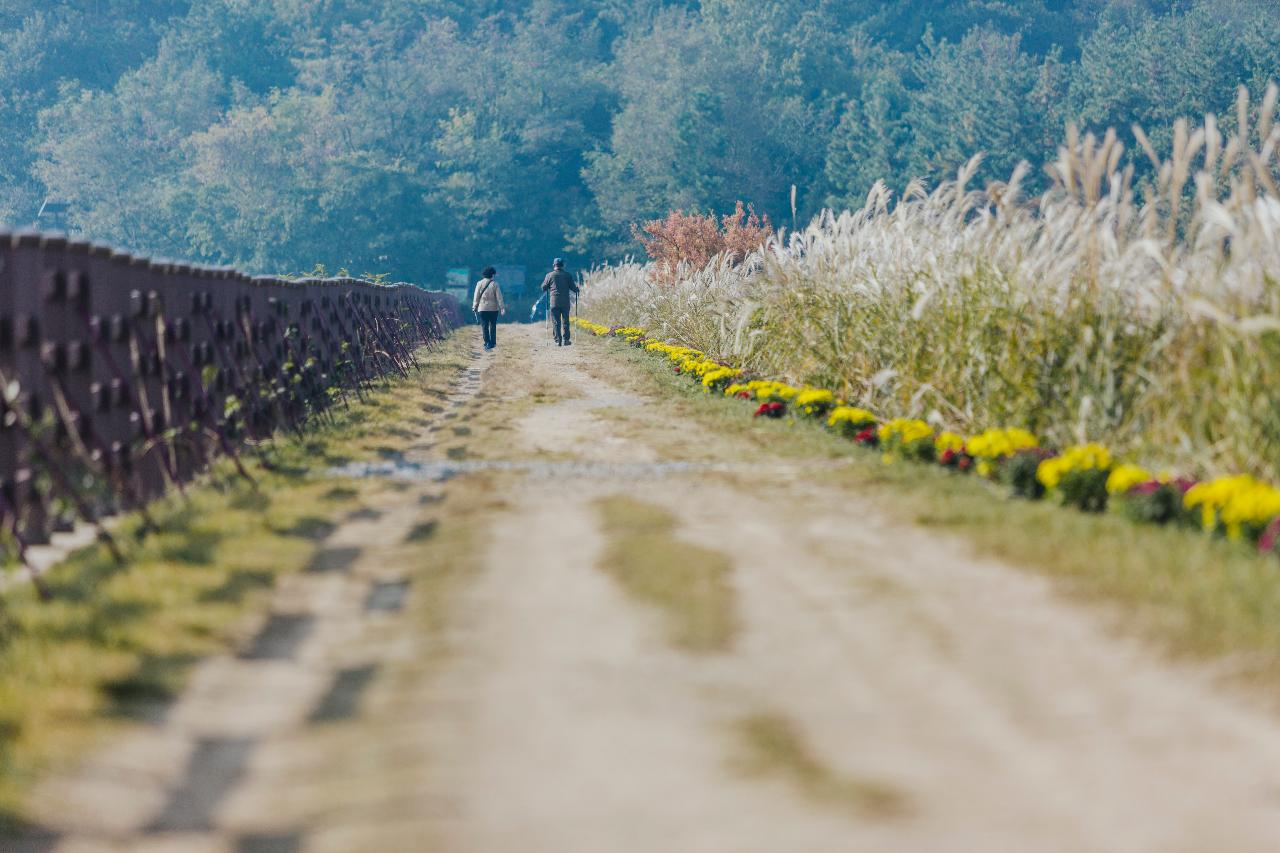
[34,44,226,252]
[0,1,188,222]
[1068,1,1280,154]
[824,43,913,207]
[903,29,1050,188]
[2,0,1277,274]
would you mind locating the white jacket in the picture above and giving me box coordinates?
[472,278,505,313]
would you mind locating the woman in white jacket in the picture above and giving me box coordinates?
[472,266,506,350]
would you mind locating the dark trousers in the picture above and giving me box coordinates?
[479,311,498,348]
[551,305,571,343]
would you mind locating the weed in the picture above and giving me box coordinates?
[733,713,907,818]
[405,521,439,543]
[594,496,735,652]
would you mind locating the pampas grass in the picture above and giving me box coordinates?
[584,85,1280,482]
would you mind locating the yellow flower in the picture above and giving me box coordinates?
[677,357,734,380]
[571,319,612,336]
[966,427,1038,461]
[1037,458,1063,489]
[935,431,966,454]
[795,388,835,408]
[877,418,933,446]
[1185,475,1280,536]
[794,388,838,416]
[1106,463,1152,496]
[701,367,741,389]
[826,406,877,430]
[1037,443,1112,489]
[724,380,790,399]
[609,325,647,344]
[644,341,703,363]
[750,381,800,402]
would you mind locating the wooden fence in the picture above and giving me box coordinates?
[0,230,460,582]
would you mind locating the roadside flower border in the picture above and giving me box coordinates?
[572,318,1280,555]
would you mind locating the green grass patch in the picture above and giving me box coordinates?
[0,333,472,832]
[580,333,1280,686]
[732,713,908,818]
[594,496,735,652]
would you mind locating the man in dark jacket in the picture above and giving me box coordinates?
[541,258,579,346]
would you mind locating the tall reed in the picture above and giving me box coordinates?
[584,86,1280,481]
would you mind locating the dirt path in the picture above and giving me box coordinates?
[19,324,1280,852]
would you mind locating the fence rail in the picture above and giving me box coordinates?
[0,230,460,581]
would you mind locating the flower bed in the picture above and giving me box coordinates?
[572,317,1280,556]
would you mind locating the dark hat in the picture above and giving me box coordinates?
[553,257,564,269]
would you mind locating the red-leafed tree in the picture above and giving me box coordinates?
[632,202,772,284]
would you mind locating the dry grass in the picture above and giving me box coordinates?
[594,496,736,652]
[732,713,908,818]
[0,333,473,831]
[584,85,1280,483]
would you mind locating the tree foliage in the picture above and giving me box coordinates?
[0,0,1275,281]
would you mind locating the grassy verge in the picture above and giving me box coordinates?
[0,333,473,830]
[579,334,1280,690]
[732,713,907,818]
[594,496,735,652]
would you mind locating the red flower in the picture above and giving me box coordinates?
[853,427,877,445]
[1130,477,1197,497]
[735,391,752,400]
[939,449,973,471]
[754,402,786,419]
[1260,518,1280,554]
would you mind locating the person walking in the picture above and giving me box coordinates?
[540,258,579,346]
[472,266,505,351]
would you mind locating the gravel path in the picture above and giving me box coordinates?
[18,324,1280,852]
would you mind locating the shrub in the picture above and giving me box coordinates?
[878,419,935,463]
[1184,476,1280,542]
[1003,449,1052,500]
[1038,444,1114,512]
[794,388,837,418]
[632,202,772,285]
[827,406,878,438]
[1117,481,1194,526]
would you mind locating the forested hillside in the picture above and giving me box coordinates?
[1,0,1276,283]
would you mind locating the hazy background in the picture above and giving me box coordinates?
[1,0,1276,285]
